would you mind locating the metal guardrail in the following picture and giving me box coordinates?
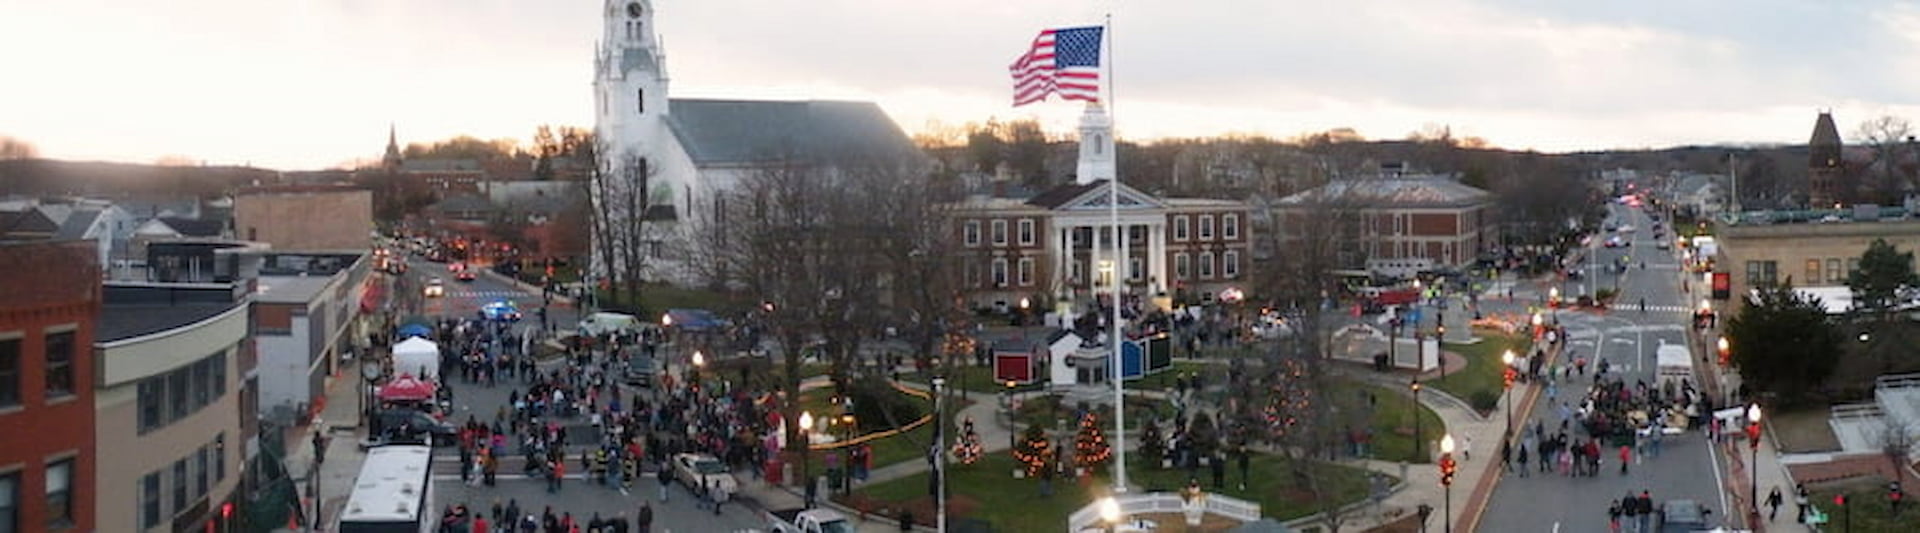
[1829,403,1883,419]
[1875,373,1920,390]
[1065,492,1261,532]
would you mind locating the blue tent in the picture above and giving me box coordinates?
[396,324,432,339]
[664,308,728,332]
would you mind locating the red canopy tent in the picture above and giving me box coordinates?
[377,373,437,402]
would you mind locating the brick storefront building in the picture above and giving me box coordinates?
[0,240,100,533]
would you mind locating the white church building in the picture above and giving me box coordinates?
[591,0,919,283]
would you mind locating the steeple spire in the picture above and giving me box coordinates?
[383,123,403,170]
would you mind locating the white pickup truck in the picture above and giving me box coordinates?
[764,508,854,533]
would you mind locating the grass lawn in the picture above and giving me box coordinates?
[844,452,1379,530]
[1127,361,1222,392]
[1010,393,1176,432]
[842,454,1110,532]
[1329,380,1446,464]
[1428,328,1531,415]
[1811,483,1908,533]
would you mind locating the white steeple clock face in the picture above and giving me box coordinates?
[626,2,644,18]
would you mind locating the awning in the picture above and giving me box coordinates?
[377,373,437,402]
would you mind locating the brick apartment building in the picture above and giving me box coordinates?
[0,241,100,533]
[1272,175,1496,270]
[232,185,373,251]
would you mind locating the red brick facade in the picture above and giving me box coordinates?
[0,241,99,533]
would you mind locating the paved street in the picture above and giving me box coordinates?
[1477,203,1730,532]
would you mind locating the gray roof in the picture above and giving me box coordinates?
[666,99,919,165]
[255,275,334,304]
[1277,176,1491,209]
[53,208,103,240]
[97,303,237,343]
[400,159,482,172]
[431,193,497,214]
[158,217,225,238]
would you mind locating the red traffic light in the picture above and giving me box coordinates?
[1834,494,1847,506]
[221,502,233,518]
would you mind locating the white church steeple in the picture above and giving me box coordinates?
[1075,102,1116,184]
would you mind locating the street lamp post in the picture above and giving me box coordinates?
[1439,434,1457,533]
[691,350,706,392]
[1501,350,1516,436]
[1748,404,1763,517]
[933,376,948,533]
[800,410,815,508]
[1411,379,1423,461]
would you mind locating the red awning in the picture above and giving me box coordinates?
[377,373,436,402]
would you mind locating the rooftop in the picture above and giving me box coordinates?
[1276,176,1491,209]
[665,98,920,165]
[255,275,336,304]
[96,302,239,343]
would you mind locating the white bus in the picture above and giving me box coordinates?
[337,444,435,533]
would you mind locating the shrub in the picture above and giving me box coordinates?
[1469,390,1500,413]
[848,376,927,432]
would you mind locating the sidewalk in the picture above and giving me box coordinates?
[274,366,376,531]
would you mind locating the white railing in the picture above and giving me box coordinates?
[1066,492,1262,532]
[1876,373,1920,391]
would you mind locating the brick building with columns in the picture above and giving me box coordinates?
[949,103,1254,310]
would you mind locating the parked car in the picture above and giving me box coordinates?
[372,409,457,446]
[671,453,738,497]
[764,507,854,533]
[623,354,657,387]
[1656,499,1713,532]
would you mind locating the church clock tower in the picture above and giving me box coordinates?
[595,0,670,175]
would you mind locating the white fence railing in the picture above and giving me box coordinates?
[1066,492,1262,532]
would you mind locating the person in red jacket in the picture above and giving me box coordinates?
[472,515,490,533]
[1617,445,1631,475]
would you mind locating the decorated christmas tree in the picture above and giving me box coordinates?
[1011,424,1052,477]
[1139,417,1167,468]
[950,416,984,465]
[1074,412,1112,473]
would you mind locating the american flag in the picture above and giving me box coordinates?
[1009,26,1103,107]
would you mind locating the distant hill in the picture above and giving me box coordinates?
[0,159,280,198]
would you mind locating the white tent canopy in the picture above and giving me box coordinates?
[391,336,440,381]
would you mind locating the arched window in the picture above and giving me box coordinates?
[1093,135,1104,154]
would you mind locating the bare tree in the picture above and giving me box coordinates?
[0,136,35,160]
[586,140,661,310]
[1852,115,1916,205]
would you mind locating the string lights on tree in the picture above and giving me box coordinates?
[1075,412,1112,473]
[951,416,984,465]
[1011,424,1053,477]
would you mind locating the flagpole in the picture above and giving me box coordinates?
[1104,11,1129,495]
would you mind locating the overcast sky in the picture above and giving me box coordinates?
[5,0,1920,170]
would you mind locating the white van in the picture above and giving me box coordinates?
[578,312,652,337]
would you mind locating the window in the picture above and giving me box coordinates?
[1175,253,1191,280]
[140,472,160,529]
[963,221,981,247]
[1224,251,1241,278]
[171,459,187,512]
[991,220,1008,245]
[1174,216,1190,241]
[636,88,645,114]
[168,370,189,420]
[0,338,17,408]
[1017,257,1034,286]
[1223,214,1240,240]
[991,258,1009,287]
[46,459,72,528]
[0,471,16,533]
[1744,260,1777,287]
[194,445,209,499]
[1198,252,1215,279]
[192,358,211,410]
[1070,260,1084,284]
[44,331,73,399]
[212,352,226,397]
[1805,259,1821,285]
[1017,219,1035,246]
[1199,215,1215,240]
[138,380,162,433]
[1129,257,1144,281]
[963,262,979,287]
[1828,258,1843,283]
[1848,258,1860,277]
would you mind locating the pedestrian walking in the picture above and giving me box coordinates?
[1795,483,1809,523]
[1463,435,1473,461]
[657,468,671,503]
[637,503,653,533]
[1516,445,1530,478]
[1618,445,1630,475]
[1766,486,1783,522]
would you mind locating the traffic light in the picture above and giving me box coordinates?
[1503,368,1515,388]
[1834,494,1847,507]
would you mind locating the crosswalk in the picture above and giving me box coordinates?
[448,290,533,299]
